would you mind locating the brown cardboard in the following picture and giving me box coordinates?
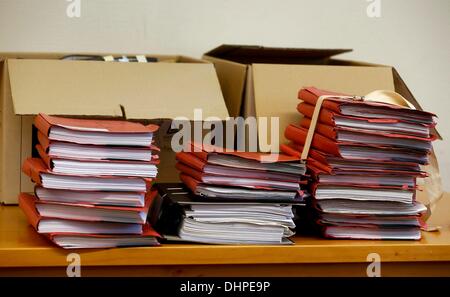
[204,45,352,118]
[0,54,229,204]
[20,116,35,196]
[8,59,228,119]
[203,56,247,118]
[203,44,441,148]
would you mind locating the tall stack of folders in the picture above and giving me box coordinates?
[281,87,436,240]
[19,113,161,248]
[157,142,309,245]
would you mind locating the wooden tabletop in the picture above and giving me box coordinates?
[1,193,450,269]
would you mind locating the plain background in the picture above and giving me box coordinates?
[0,0,449,190]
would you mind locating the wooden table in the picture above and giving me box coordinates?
[1,194,450,276]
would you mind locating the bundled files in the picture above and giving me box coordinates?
[281,87,436,240]
[20,114,160,248]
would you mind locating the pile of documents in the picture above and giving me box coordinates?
[19,114,161,248]
[281,87,436,240]
[168,142,309,244]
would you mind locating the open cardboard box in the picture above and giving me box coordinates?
[204,44,443,214]
[0,53,229,204]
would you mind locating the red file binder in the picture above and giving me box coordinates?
[322,225,421,240]
[35,113,159,135]
[19,192,152,234]
[19,191,155,224]
[280,142,426,176]
[298,102,434,138]
[284,124,430,164]
[19,192,160,248]
[34,113,158,147]
[307,163,417,190]
[176,162,302,191]
[316,213,421,228]
[37,131,160,161]
[36,144,159,178]
[34,186,147,207]
[298,87,435,126]
[22,157,153,192]
[176,152,304,183]
[299,117,435,142]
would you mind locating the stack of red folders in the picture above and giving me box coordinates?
[173,142,309,244]
[19,113,161,248]
[281,87,436,240]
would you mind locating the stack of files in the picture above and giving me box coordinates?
[151,183,299,245]
[176,142,309,203]
[167,143,309,245]
[20,113,161,249]
[19,192,159,248]
[281,86,435,240]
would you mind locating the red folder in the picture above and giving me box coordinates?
[298,87,435,125]
[176,162,205,182]
[299,116,435,142]
[284,124,431,162]
[321,225,421,240]
[37,130,51,151]
[309,181,416,195]
[282,142,422,168]
[35,113,159,136]
[46,224,160,249]
[176,152,304,183]
[22,157,153,192]
[36,144,160,171]
[284,124,340,156]
[19,192,41,229]
[307,163,417,190]
[176,151,207,172]
[19,192,160,248]
[176,161,303,190]
[180,173,203,194]
[179,173,301,192]
[18,192,152,234]
[19,191,155,223]
[280,142,427,177]
[297,102,435,131]
[316,213,421,228]
[34,186,147,207]
[37,131,160,157]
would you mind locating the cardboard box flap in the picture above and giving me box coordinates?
[204,44,352,64]
[0,52,206,63]
[7,59,229,120]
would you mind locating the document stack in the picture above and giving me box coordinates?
[166,142,308,244]
[281,87,436,240]
[19,113,161,248]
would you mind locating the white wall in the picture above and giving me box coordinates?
[1,0,449,189]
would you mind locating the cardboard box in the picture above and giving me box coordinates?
[203,44,436,147]
[0,53,229,204]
